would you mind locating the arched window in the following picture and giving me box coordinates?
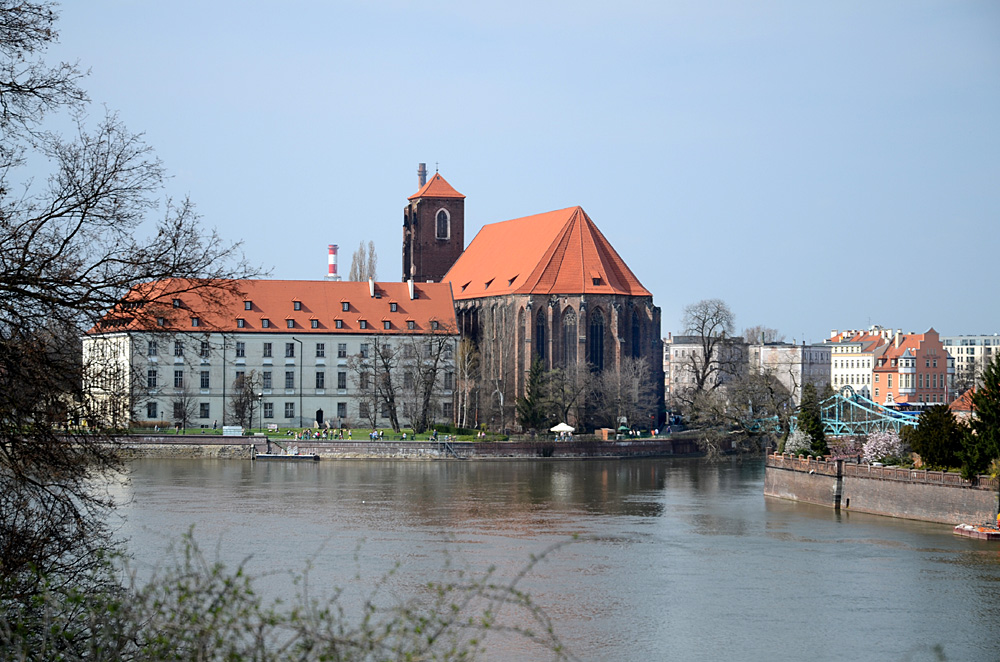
[535,309,546,360]
[436,209,450,239]
[631,311,641,359]
[589,309,605,371]
[563,308,577,366]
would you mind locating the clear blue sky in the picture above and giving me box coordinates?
[49,1,999,343]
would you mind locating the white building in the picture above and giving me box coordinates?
[747,342,831,405]
[83,279,459,430]
[940,334,1000,390]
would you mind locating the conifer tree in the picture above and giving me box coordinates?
[516,358,549,433]
[909,404,962,469]
[796,382,828,456]
[960,355,1000,480]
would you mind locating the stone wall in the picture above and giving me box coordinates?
[765,454,1000,525]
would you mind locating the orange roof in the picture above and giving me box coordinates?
[443,206,650,300]
[407,173,465,201]
[90,279,457,335]
[950,387,975,412]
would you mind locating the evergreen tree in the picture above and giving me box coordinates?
[959,355,1000,480]
[908,404,962,469]
[797,382,828,456]
[516,358,549,432]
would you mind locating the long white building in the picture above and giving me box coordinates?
[83,279,459,430]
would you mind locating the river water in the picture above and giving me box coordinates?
[112,458,1000,661]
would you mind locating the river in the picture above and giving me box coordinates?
[111,457,1000,661]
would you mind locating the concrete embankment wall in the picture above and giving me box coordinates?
[765,454,999,525]
[118,435,702,460]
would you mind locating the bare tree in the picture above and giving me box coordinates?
[170,388,198,432]
[228,369,261,429]
[592,356,658,430]
[399,324,455,433]
[373,339,402,432]
[455,338,480,429]
[742,325,785,344]
[0,2,257,601]
[348,240,378,282]
[347,347,379,430]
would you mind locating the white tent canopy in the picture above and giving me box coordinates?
[550,422,575,433]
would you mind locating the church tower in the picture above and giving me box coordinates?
[402,163,465,283]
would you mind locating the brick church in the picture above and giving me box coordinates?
[402,165,663,424]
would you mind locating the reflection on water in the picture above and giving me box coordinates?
[115,458,1000,662]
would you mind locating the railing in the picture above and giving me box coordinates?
[766,453,998,490]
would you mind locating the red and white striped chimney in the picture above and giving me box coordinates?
[326,244,341,281]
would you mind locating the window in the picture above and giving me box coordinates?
[381,402,391,418]
[342,302,349,312]
[263,342,272,357]
[157,317,165,326]
[442,402,453,419]
[360,371,370,390]
[359,320,367,329]
[244,301,252,310]
[286,319,295,329]
[311,319,319,328]
[173,298,181,308]
[237,318,246,328]
[200,371,210,389]
[360,344,369,359]
[235,370,245,383]
[263,402,274,418]
[174,341,184,357]
[285,342,295,358]
[444,371,454,390]
[436,209,449,239]
[390,302,397,312]
[316,343,325,357]
[888,374,893,388]
[875,388,880,397]
[147,369,158,388]
[200,341,210,358]
[191,317,199,327]
[338,343,347,358]
[236,341,245,358]
[174,370,183,388]
[383,320,391,330]
[262,318,270,328]
[404,371,414,389]
[199,403,210,418]
[337,402,346,418]
[173,402,184,419]
[284,402,295,419]
[337,372,347,389]
[148,340,158,356]
[407,320,415,330]
[293,301,302,311]
[315,371,325,389]
[147,402,158,419]
[262,371,272,389]
[335,319,343,329]
[431,320,439,330]
[359,402,370,418]
[285,371,294,389]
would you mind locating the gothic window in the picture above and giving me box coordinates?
[535,309,546,360]
[589,309,605,371]
[563,309,577,366]
[436,209,450,240]
[631,311,641,359]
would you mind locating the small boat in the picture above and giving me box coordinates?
[254,452,320,462]
[953,524,1000,541]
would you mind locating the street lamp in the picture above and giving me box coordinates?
[257,392,263,433]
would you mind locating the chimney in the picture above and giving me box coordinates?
[407,278,415,300]
[417,163,427,188]
[831,330,838,339]
[895,332,901,348]
[369,277,375,298]
[326,244,341,281]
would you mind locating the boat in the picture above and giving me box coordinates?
[953,523,1000,541]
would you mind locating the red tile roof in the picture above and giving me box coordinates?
[443,206,650,300]
[91,279,457,335]
[407,173,465,201]
[950,387,975,413]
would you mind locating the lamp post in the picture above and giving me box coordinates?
[294,337,303,428]
[257,392,263,433]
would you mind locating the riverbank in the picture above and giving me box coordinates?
[118,433,707,460]
[764,453,1000,525]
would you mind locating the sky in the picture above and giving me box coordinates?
[46,1,1000,343]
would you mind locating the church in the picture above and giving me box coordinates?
[402,164,663,425]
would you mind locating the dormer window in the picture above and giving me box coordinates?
[383,320,391,330]
[244,301,252,310]
[335,319,343,329]
[286,319,294,329]
[341,302,349,312]
[293,301,302,311]
[262,318,270,328]
[359,320,367,329]
[237,318,246,328]
[390,302,397,312]
[173,299,182,308]
[191,317,200,327]
[310,319,319,329]
[431,321,439,330]
[156,317,165,326]
[407,320,415,330]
